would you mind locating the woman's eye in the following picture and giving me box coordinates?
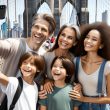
[61,33,65,37]
[92,38,97,41]
[68,36,73,40]
[60,66,64,68]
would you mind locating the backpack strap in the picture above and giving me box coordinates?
[97,59,107,95]
[74,57,80,83]
[9,77,23,110]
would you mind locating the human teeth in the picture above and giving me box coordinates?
[61,42,67,46]
[54,71,60,75]
[57,71,60,74]
[85,44,91,47]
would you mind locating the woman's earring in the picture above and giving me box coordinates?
[99,46,102,49]
[73,42,77,46]
[99,44,104,49]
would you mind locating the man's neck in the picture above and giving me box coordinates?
[26,38,41,51]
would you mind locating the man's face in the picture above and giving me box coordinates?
[31,19,50,45]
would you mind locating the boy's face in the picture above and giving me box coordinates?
[20,57,39,78]
[51,59,67,82]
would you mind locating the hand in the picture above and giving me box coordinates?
[43,79,54,94]
[69,89,84,101]
[38,85,47,99]
[73,83,82,92]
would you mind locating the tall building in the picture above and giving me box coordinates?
[93,0,110,22]
[79,0,89,24]
[102,10,110,25]
[23,0,89,37]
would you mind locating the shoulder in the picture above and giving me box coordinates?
[105,60,110,66]
[8,77,18,85]
[104,61,110,76]
[44,51,55,58]
[44,51,55,56]
[74,57,81,63]
[0,38,20,45]
[60,84,73,91]
[1,77,18,94]
[66,84,73,89]
[6,38,20,42]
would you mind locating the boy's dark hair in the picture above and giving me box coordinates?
[18,52,45,77]
[51,56,75,83]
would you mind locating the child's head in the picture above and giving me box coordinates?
[51,56,75,83]
[18,52,45,78]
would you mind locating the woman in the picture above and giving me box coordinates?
[69,22,110,110]
[43,24,80,93]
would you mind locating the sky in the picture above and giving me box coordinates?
[0,0,110,29]
[88,0,96,23]
[88,0,110,24]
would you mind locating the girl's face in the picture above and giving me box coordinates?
[58,27,77,50]
[84,29,102,52]
[20,57,39,78]
[51,59,67,82]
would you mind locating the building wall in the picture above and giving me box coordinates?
[23,0,89,36]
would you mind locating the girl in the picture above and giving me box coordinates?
[39,56,81,110]
[0,52,45,110]
[69,22,110,110]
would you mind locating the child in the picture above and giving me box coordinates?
[39,56,81,110]
[0,52,45,110]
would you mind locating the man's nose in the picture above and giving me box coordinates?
[37,28,42,33]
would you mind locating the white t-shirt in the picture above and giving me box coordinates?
[74,58,110,96]
[1,77,38,110]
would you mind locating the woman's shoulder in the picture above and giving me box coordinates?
[104,60,110,75]
[105,60,110,68]
[44,51,55,57]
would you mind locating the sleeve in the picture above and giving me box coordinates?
[1,77,18,99]
[104,61,110,76]
[72,99,82,107]
[0,38,12,58]
[38,98,47,106]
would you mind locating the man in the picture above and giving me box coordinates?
[0,13,56,105]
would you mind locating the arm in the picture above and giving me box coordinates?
[39,105,47,110]
[69,90,110,104]
[69,73,110,104]
[74,106,79,110]
[0,71,9,86]
[0,39,11,57]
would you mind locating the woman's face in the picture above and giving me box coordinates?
[58,27,77,50]
[84,29,102,52]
